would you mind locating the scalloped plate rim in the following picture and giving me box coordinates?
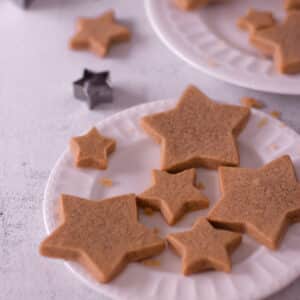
[43,99,300,300]
[144,0,300,95]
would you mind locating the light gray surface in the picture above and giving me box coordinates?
[1,0,300,299]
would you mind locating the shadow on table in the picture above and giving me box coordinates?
[91,85,148,113]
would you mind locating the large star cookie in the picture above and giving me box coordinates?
[237,9,276,33]
[251,11,300,74]
[70,127,116,169]
[69,10,131,57]
[208,155,300,249]
[138,169,209,225]
[40,194,165,283]
[167,218,241,274]
[141,86,250,172]
[285,0,300,10]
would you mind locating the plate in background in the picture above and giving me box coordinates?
[145,0,300,95]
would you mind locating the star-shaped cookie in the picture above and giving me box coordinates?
[167,218,241,274]
[251,11,300,74]
[70,127,116,169]
[208,155,300,249]
[141,85,250,172]
[40,194,165,283]
[69,10,131,57]
[138,169,209,225]
[285,0,300,10]
[237,9,276,33]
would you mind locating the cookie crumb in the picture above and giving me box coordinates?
[142,259,161,268]
[269,143,279,151]
[153,227,160,235]
[258,117,269,128]
[207,58,219,68]
[240,97,264,109]
[143,207,155,216]
[127,127,135,133]
[270,111,281,119]
[100,177,113,187]
[196,182,205,190]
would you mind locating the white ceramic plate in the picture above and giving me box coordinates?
[43,99,300,300]
[145,0,300,95]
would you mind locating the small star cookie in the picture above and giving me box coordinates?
[208,155,300,249]
[285,0,300,10]
[237,9,276,33]
[40,194,165,283]
[141,85,250,172]
[167,218,241,274]
[138,169,209,225]
[251,11,300,74]
[69,10,131,57]
[70,127,116,170]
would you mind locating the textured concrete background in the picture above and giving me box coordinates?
[1,0,300,299]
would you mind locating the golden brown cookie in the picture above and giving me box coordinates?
[70,127,116,170]
[285,0,300,10]
[208,155,300,250]
[69,10,131,57]
[138,169,209,225]
[237,9,276,33]
[167,218,241,274]
[40,194,165,283]
[251,11,300,74]
[141,85,250,172]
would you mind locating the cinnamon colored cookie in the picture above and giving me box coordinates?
[141,86,250,172]
[208,155,300,249]
[285,0,300,10]
[138,169,209,225]
[237,9,276,33]
[70,127,116,169]
[167,218,241,274]
[69,10,131,57]
[40,194,165,283]
[251,11,300,74]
